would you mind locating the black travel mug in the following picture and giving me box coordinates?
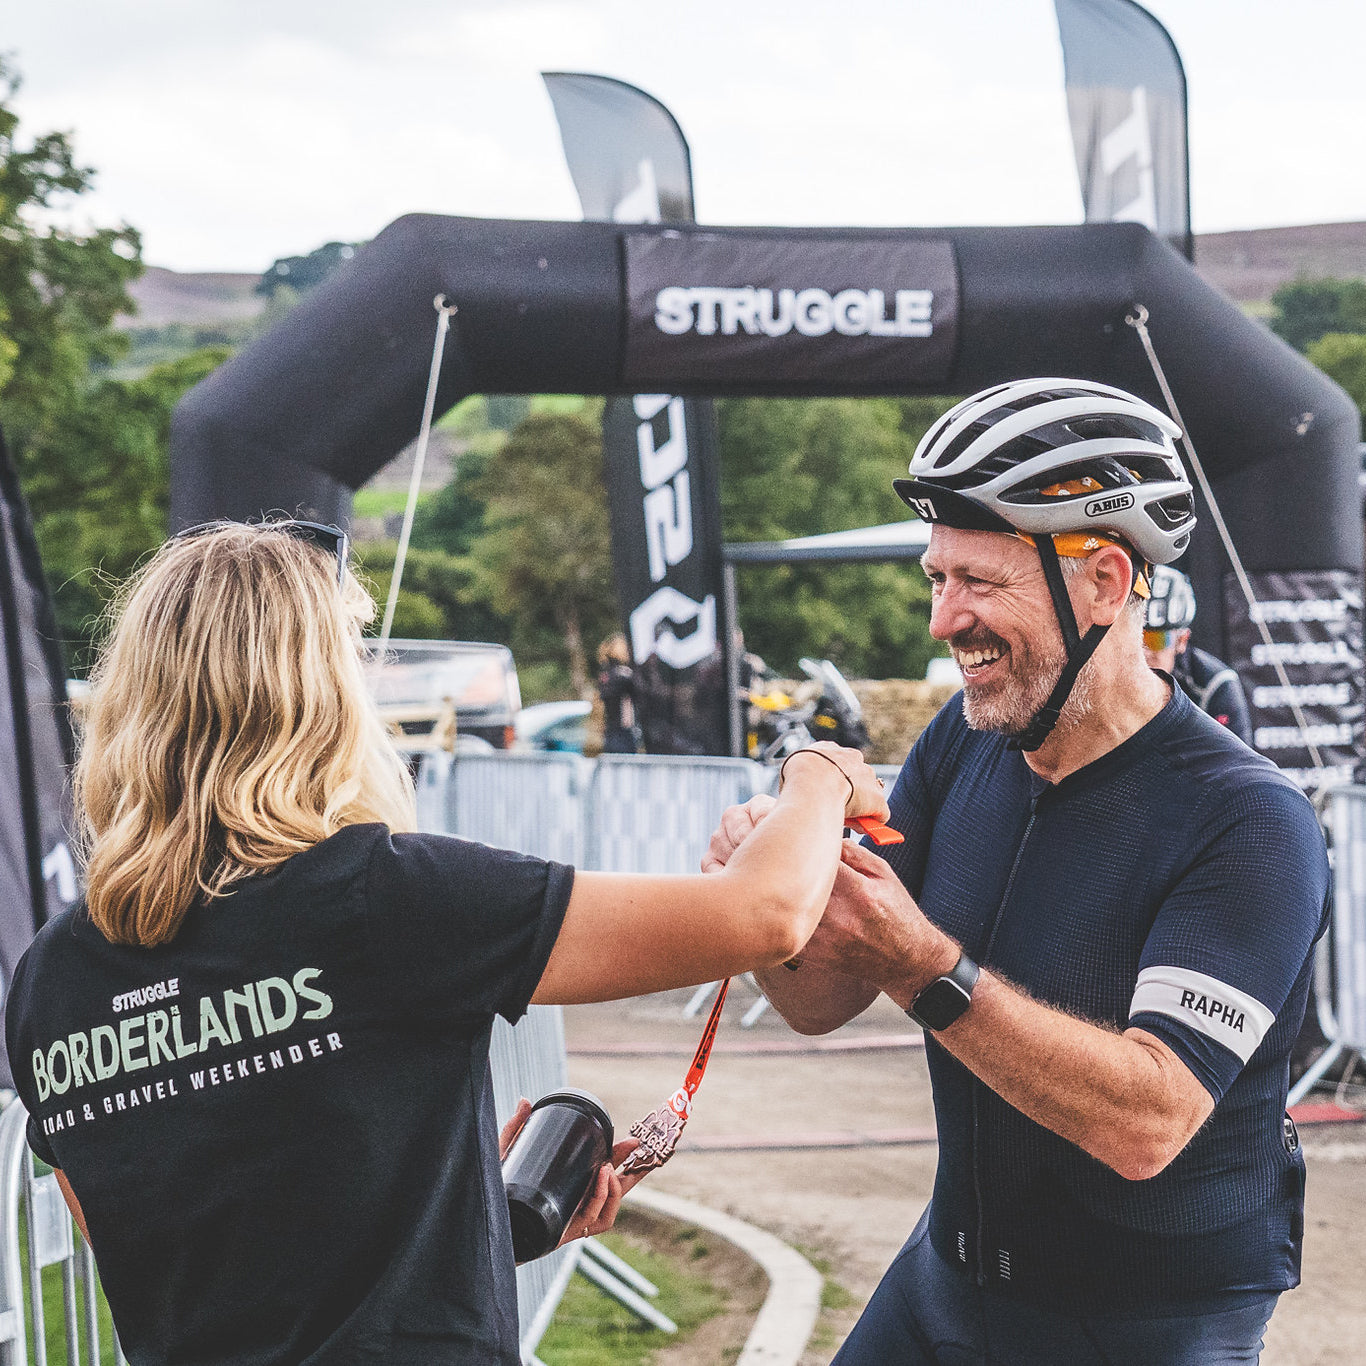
[502,1088,614,1263]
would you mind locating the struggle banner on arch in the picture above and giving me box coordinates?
[623,233,960,390]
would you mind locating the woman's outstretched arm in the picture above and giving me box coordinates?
[531,744,886,1005]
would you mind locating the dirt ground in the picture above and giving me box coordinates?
[564,989,1366,1366]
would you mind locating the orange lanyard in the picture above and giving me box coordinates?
[617,978,729,1177]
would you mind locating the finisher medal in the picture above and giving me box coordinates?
[616,978,729,1178]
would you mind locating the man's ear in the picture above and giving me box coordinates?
[1082,545,1136,626]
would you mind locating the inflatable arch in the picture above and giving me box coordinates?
[170,215,1362,772]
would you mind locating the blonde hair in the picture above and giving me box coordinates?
[74,523,415,946]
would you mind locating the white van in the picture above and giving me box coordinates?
[365,640,522,750]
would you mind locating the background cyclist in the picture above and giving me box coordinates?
[1142,564,1253,746]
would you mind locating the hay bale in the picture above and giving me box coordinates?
[851,678,959,765]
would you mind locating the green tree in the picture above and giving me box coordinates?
[1269,277,1366,353]
[36,347,231,670]
[355,541,511,644]
[395,393,957,693]
[0,58,238,667]
[462,410,617,696]
[257,241,361,297]
[1307,332,1366,425]
[0,57,142,456]
[410,446,492,557]
[717,396,953,679]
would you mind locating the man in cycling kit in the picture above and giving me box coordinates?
[1143,564,1253,746]
[706,379,1328,1365]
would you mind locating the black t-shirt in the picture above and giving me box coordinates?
[597,663,637,736]
[5,824,573,1365]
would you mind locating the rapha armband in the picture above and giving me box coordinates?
[1129,966,1274,1063]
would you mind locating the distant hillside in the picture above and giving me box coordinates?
[123,222,1366,330]
[1195,221,1366,305]
[120,266,264,328]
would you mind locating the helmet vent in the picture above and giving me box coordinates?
[996,456,1136,505]
[932,415,1004,469]
[1063,415,1167,444]
[1144,495,1196,531]
[1001,387,1092,413]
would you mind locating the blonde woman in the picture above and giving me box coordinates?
[4,521,886,1366]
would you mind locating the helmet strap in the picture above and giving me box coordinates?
[1007,535,1110,753]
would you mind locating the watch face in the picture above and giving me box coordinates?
[911,976,973,1032]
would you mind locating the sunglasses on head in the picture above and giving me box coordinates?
[171,520,350,586]
[1143,628,1177,652]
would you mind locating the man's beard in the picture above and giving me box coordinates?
[958,624,1096,739]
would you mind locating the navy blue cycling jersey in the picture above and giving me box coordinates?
[880,683,1329,1315]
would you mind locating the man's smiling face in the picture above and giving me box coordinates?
[921,525,1075,735]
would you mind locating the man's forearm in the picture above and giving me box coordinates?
[752,961,879,1035]
[886,967,1213,1180]
[821,844,1215,1180]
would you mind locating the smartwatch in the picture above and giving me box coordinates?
[908,952,980,1031]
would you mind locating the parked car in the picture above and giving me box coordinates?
[514,700,591,753]
[365,639,521,750]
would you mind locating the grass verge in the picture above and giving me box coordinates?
[537,1210,728,1366]
[796,1245,857,1361]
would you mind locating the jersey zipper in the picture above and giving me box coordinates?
[969,789,1043,1285]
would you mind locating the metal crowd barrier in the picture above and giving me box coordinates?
[444,752,589,865]
[413,755,589,1360]
[0,1097,124,1366]
[488,1010,579,1358]
[1289,785,1366,1104]
[586,754,769,873]
[590,756,769,1024]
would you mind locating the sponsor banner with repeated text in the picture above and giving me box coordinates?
[623,234,959,391]
[602,396,728,753]
[1224,569,1363,791]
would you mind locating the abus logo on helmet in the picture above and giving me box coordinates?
[654,286,933,340]
[1084,492,1134,518]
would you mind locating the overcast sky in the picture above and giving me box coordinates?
[8,0,1365,273]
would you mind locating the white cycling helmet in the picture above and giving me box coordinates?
[1145,564,1197,632]
[893,377,1195,566]
[894,378,1197,751]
